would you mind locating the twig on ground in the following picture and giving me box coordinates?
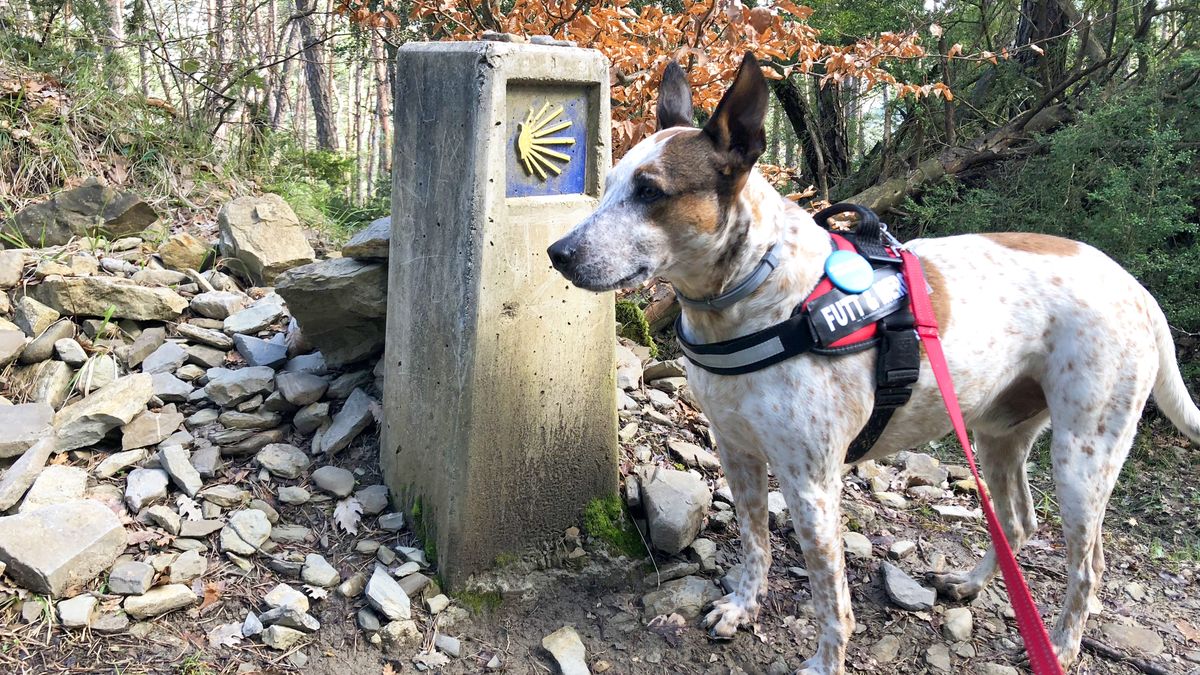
[1081,636,1171,675]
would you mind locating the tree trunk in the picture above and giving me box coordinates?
[770,76,829,197]
[1014,0,1070,88]
[939,34,957,145]
[846,104,1072,213]
[815,77,850,180]
[295,0,338,151]
[105,0,125,89]
[271,22,299,130]
[372,36,393,187]
[353,54,365,204]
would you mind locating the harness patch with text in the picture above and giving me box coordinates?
[807,267,909,345]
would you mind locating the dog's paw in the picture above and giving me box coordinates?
[793,656,840,675]
[926,571,983,602]
[703,594,756,640]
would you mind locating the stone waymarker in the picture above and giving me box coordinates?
[383,41,617,586]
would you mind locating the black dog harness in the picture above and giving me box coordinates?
[674,204,922,462]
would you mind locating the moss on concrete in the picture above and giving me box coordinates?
[453,589,503,615]
[583,494,647,558]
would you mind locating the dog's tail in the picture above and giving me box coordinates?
[1150,295,1200,444]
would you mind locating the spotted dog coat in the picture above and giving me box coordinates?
[547,54,1200,674]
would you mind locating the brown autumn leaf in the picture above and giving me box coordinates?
[336,0,931,158]
[1177,620,1200,642]
[199,581,224,611]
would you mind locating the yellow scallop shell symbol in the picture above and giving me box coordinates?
[517,102,575,181]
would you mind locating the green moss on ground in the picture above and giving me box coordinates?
[583,494,647,558]
[453,589,503,615]
[616,300,658,358]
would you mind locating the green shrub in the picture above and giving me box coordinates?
[905,71,1200,332]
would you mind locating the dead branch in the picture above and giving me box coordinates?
[1080,636,1172,675]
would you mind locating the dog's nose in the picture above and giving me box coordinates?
[547,239,576,271]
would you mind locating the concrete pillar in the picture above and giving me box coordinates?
[383,41,617,586]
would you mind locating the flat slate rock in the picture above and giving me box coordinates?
[274,372,328,406]
[0,402,53,458]
[217,194,315,285]
[29,276,188,322]
[204,367,276,406]
[365,566,410,620]
[641,468,712,556]
[341,216,390,259]
[641,575,723,620]
[880,561,935,611]
[18,465,87,512]
[141,341,188,375]
[541,626,589,675]
[223,302,285,336]
[0,437,55,511]
[121,406,186,450]
[54,374,153,452]
[123,584,197,619]
[275,259,386,367]
[256,443,311,479]
[233,333,287,368]
[0,500,127,597]
[316,388,375,456]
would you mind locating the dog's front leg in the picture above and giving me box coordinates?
[784,469,853,675]
[704,449,770,638]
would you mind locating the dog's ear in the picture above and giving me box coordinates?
[656,61,694,130]
[703,52,769,170]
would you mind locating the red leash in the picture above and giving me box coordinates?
[899,250,1064,675]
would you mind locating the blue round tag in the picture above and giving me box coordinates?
[824,250,874,293]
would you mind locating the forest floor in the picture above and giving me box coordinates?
[12,419,1196,675]
[363,423,1200,675]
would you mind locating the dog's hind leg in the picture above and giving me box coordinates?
[1047,406,1142,668]
[929,418,1046,601]
[704,449,770,638]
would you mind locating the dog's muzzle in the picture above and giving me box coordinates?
[547,236,577,274]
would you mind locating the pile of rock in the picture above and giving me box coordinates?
[0,189,460,666]
[610,342,726,617]
[612,339,993,625]
[275,215,389,367]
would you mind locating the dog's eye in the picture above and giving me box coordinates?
[635,184,666,203]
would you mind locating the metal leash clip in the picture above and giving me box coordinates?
[880,222,906,251]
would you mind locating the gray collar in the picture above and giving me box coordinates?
[674,242,782,312]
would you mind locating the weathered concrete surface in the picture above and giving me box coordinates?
[383,42,616,587]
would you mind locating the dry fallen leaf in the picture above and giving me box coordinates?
[199,582,224,611]
[334,497,364,534]
[1177,619,1200,642]
[412,651,451,669]
[126,530,161,546]
[304,585,330,601]
[207,622,243,649]
[177,495,203,521]
[647,612,687,647]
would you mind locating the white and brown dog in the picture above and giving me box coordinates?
[547,54,1200,673]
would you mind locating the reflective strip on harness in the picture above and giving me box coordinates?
[679,335,787,371]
